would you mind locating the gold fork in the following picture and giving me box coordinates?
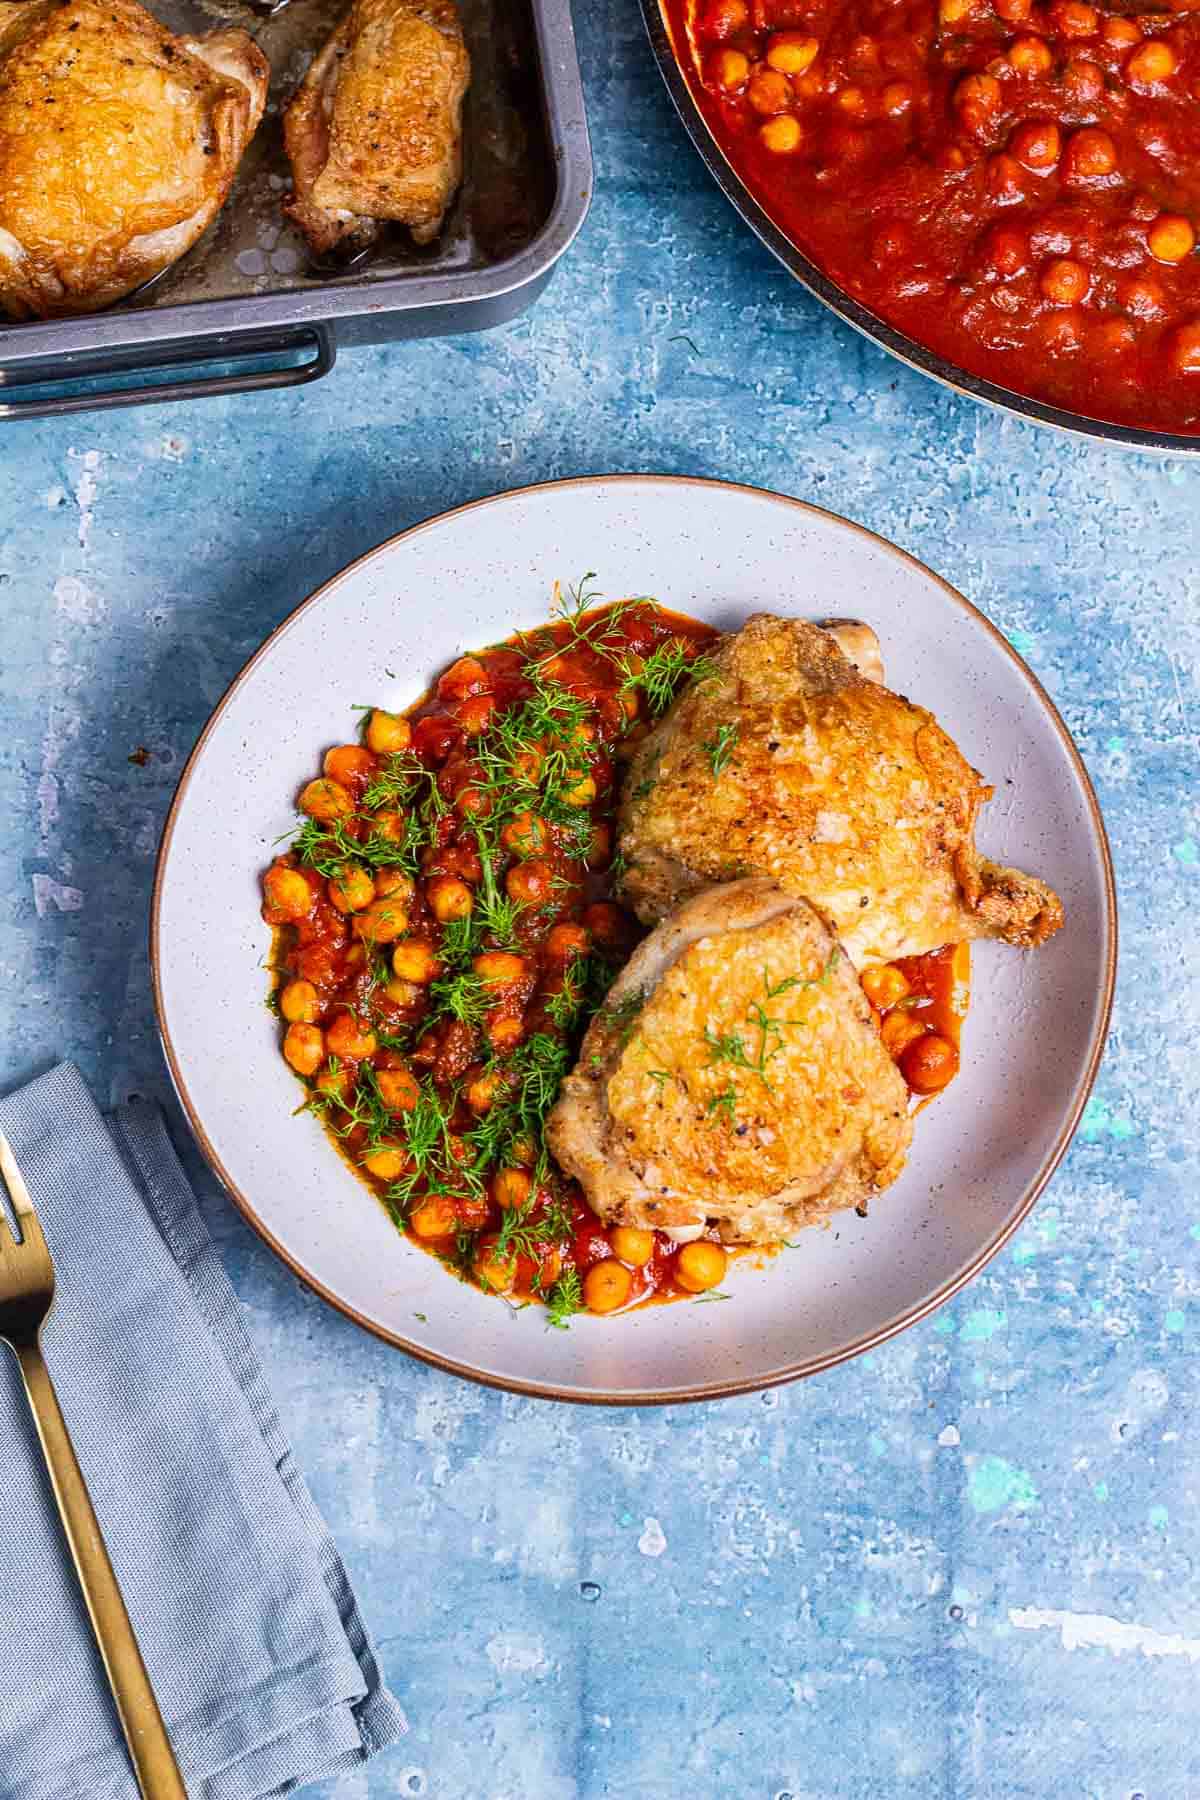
[0,1130,188,1800]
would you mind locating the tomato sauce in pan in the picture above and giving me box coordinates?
[674,0,1200,433]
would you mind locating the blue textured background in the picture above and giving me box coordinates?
[2,0,1198,1793]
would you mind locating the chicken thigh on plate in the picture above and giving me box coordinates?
[0,0,267,318]
[546,878,913,1246]
[284,0,469,259]
[618,614,1064,968]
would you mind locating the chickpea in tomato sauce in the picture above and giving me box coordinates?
[262,597,734,1323]
[861,943,970,1098]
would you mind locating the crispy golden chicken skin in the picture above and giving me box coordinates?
[0,0,267,319]
[546,879,913,1245]
[617,614,1063,967]
[283,0,469,259]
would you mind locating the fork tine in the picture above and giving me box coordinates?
[0,1130,48,1252]
[0,1130,34,1212]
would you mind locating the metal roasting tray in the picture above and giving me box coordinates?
[0,0,591,417]
[641,0,1200,454]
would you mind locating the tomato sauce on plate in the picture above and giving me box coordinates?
[261,598,969,1322]
[675,0,1200,432]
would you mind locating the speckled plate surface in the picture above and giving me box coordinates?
[152,475,1116,1404]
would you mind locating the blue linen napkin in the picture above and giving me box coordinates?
[0,1062,407,1800]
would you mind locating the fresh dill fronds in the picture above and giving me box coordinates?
[705,1086,737,1124]
[618,641,720,717]
[440,913,481,961]
[361,752,447,817]
[544,1267,584,1330]
[302,1055,344,1121]
[461,1032,573,1188]
[477,888,524,949]
[702,722,739,779]
[545,963,585,1032]
[600,989,645,1047]
[493,1186,571,1272]
[291,815,416,878]
[424,969,490,1030]
[702,962,836,1099]
[384,1081,465,1207]
[551,572,601,626]
[703,1027,754,1071]
[529,584,658,671]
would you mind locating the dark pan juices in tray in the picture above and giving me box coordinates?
[261,594,967,1324]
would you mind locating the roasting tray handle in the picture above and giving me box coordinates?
[0,323,335,418]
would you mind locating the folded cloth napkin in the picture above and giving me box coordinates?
[0,1062,407,1800]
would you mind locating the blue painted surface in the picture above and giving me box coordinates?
[1,0,1198,1791]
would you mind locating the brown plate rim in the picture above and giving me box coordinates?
[150,473,1118,1406]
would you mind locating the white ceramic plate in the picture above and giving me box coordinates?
[152,476,1116,1404]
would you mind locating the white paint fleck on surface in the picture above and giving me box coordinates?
[486,1633,552,1678]
[938,1424,961,1447]
[1010,1609,1200,1661]
[411,1382,484,1448]
[53,575,105,624]
[36,770,59,842]
[44,486,65,508]
[66,447,102,551]
[516,1493,573,1582]
[31,875,83,916]
[328,1772,369,1798]
[638,1516,667,1557]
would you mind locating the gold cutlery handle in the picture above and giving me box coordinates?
[16,1341,188,1800]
